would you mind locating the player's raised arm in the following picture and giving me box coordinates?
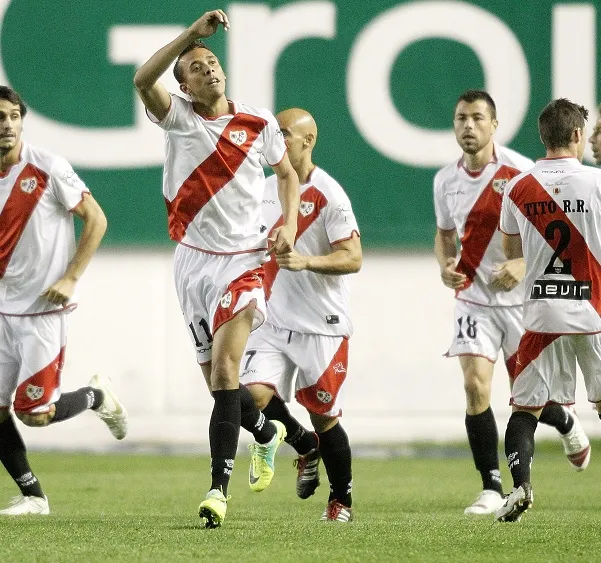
[268,154,299,255]
[133,9,230,121]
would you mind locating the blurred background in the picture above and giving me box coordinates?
[2,0,600,450]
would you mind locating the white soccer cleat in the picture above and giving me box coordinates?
[0,495,49,516]
[89,374,128,440]
[495,484,533,522]
[560,406,590,471]
[464,489,505,515]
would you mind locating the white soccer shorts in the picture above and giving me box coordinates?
[0,312,67,414]
[511,331,601,408]
[240,321,349,417]
[446,300,524,377]
[174,244,267,364]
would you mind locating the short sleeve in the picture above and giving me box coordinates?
[260,111,286,166]
[323,190,360,244]
[49,156,90,211]
[147,94,189,132]
[433,170,455,230]
[500,184,520,235]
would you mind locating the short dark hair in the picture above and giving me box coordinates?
[173,39,212,84]
[538,98,588,149]
[0,86,27,117]
[455,89,497,120]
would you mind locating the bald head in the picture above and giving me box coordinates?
[276,108,317,172]
[276,108,317,144]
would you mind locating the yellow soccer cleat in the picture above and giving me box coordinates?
[248,420,287,492]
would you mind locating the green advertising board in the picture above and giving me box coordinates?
[0,0,598,248]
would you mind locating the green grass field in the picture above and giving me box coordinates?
[0,443,599,562]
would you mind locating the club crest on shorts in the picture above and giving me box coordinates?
[25,384,44,401]
[317,389,332,404]
[299,201,315,217]
[492,179,508,194]
[220,291,232,309]
[229,130,247,146]
[20,177,37,194]
[333,362,346,374]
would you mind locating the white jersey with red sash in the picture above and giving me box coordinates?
[152,95,286,254]
[261,167,359,336]
[434,144,534,306]
[0,141,89,315]
[500,157,601,334]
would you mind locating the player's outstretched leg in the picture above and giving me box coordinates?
[541,404,591,471]
[0,413,49,515]
[248,420,286,492]
[89,374,128,440]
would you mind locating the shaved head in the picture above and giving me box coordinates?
[276,108,317,144]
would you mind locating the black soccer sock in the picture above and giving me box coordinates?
[539,403,573,434]
[262,396,317,455]
[239,385,276,444]
[505,411,538,489]
[317,422,352,507]
[465,407,503,495]
[51,387,102,423]
[209,389,241,495]
[0,415,44,498]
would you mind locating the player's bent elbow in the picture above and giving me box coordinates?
[133,70,151,91]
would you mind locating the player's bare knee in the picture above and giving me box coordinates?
[310,413,338,434]
[211,357,239,390]
[246,384,273,411]
[16,411,53,427]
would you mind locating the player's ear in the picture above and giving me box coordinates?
[304,133,315,148]
[179,82,191,96]
[491,119,499,132]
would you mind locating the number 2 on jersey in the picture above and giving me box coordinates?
[543,220,572,275]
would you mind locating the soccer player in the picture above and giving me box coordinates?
[497,98,601,522]
[239,108,361,522]
[588,104,601,165]
[133,10,299,528]
[0,87,127,515]
[434,90,590,515]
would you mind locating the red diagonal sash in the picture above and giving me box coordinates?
[509,174,601,317]
[165,113,268,241]
[0,164,49,278]
[456,165,520,292]
[263,186,328,300]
